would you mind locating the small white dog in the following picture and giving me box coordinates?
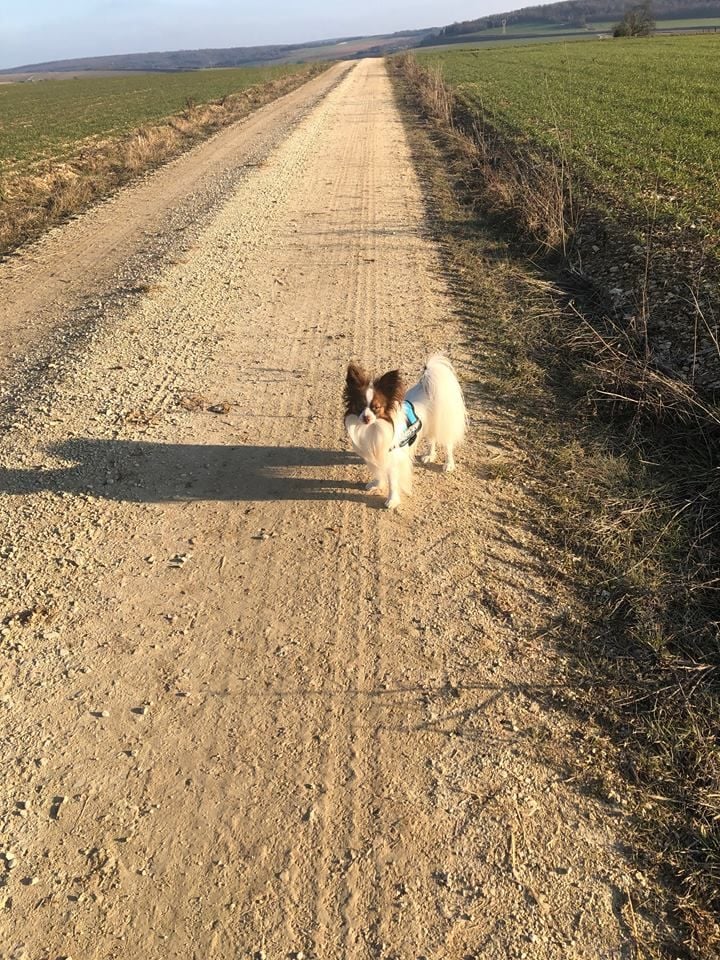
[343,354,466,509]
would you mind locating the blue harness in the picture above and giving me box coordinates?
[393,400,422,450]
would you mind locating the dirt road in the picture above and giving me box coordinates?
[1,59,653,959]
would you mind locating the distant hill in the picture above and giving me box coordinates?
[2,31,430,75]
[427,0,720,37]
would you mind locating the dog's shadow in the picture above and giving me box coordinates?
[0,439,379,504]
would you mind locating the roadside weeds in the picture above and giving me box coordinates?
[390,55,720,959]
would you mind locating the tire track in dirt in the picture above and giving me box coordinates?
[337,84,384,959]
[268,85,369,948]
[0,58,666,960]
[292,73,381,957]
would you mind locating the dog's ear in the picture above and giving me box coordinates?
[346,363,368,387]
[375,369,404,405]
[344,363,369,411]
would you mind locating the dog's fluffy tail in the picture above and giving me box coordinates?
[420,354,466,447]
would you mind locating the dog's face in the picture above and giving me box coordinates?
[344,364,404,425]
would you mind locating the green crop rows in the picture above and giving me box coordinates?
[0,63,316,175]
[417,36,720,227]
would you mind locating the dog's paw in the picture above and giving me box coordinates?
[384,496,400,510]
[443,461,456,473]
[420,453,436,465]
[366,478,382,491]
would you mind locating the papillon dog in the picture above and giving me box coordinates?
[343,354,466,509]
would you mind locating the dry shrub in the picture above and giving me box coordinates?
[123,126,181,172]
[398,55,453,127]
[46,174,93,218]
[569,304,720,430]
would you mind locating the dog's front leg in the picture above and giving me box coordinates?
[443,444,456,473]
[384,464,401,510]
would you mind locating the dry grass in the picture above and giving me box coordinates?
[568,305,720,430]
[0,67,327,257]
[395,52,576,255]
[391,54,720,958]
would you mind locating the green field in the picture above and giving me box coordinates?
[420,17,720,46]
[0,63,318,175]
[417,36,720,227]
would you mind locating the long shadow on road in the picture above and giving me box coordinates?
[0,440,369,504]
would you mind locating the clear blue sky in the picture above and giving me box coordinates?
[1,1,525,69]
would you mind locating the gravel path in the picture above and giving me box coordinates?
[0,59,655,959]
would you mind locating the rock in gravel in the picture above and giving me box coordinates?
[169,553,192,568]
[50,796,67,819]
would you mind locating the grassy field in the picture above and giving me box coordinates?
[424,21,609,42]
[417,36,720,229]
[0,63,319,175]
[419,17,720,46]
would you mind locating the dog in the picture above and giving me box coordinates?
[343,354,466,509]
